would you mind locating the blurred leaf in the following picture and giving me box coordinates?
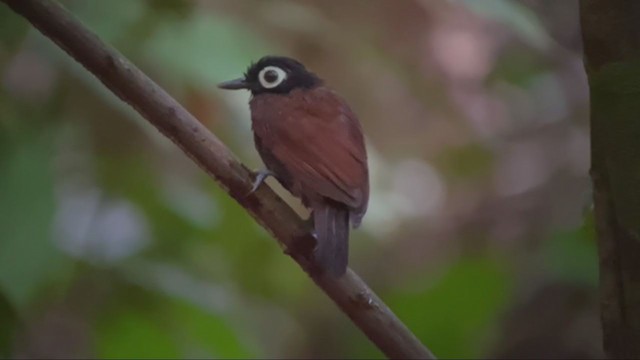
[143,12,272,89]
[0,5,29,51]
[97,154,199,255]
[70,0,147,44]
[543,211,598,286]
[458,0,551,50]
[203,183,286,298]
[168,298,254,358]
[95,278,253,359]
[489,50,550,88]
[436,143,494,182]
[145,0,193,18]
[97,309,180,359]
[386,257,512,359]
[0,127,65,310]
[0,293,18,357]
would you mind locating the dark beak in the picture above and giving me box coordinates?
[218,77,249,90]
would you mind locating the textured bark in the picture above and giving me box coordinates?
[581,0,640,357]
[1,0,436,358]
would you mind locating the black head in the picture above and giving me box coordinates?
[218,56,322,95]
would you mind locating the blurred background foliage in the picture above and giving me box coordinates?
[0,0,600,358]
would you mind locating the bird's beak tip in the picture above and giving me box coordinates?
[218,78,249,90]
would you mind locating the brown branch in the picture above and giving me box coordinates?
[1,0,436,358]
[581,0,640,358]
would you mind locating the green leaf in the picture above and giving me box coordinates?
[0,129,64,310]
[201,183,287,298]
[0,4,30,50]
[0,293,18,357]
[142,12,273,89]
[70,0,147,43]
[386,257,512,358]
[96,309,180,359]
[543,212,598,286]
[437,143,494,182]
[95,279,254,359]
[167,298,254,359]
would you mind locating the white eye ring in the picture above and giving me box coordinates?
[258,66,287,89]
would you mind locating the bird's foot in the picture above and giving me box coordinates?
[246,169,275,196]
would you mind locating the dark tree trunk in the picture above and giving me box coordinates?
[581,1,640,357]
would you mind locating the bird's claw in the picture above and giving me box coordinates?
[246,169,274,196]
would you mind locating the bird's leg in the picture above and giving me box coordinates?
[247,168,275,195]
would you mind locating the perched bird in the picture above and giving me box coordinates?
[218,56,369,277]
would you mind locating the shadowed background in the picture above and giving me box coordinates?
[0,0,599,358]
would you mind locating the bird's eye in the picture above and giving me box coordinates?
[258,66,287,89]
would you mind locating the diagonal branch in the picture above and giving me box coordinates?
[1,0,436,358]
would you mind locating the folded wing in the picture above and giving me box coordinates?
[270,103,368,214]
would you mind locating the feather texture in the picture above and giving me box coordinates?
[251,86,369,276]
[313,201,349,276]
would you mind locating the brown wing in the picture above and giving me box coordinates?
[263,88,368,213]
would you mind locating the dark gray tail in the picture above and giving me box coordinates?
[313,201,349,277]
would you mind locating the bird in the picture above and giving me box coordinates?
[218,55,369,277]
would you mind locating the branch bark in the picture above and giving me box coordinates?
[1,0,436,358]
[581,1,640,358]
